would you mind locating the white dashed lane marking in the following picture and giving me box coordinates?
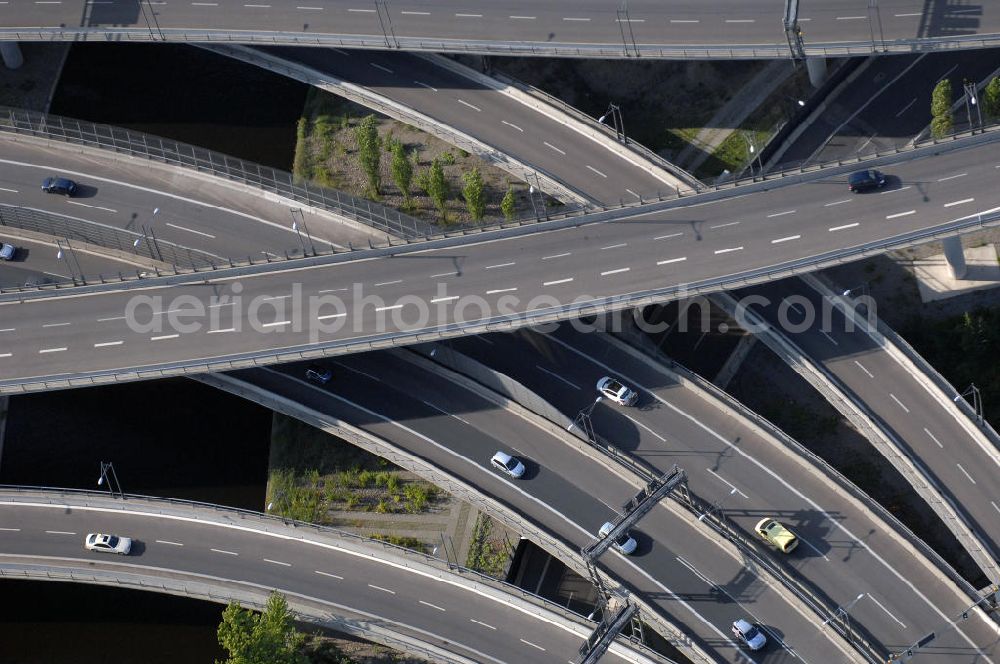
[211,548,238,555]
[924,428,944,449]
[368,584,396,594]
[889,393,910,413]
[956,464,977,484]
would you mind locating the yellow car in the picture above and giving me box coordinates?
[754,518,799,553]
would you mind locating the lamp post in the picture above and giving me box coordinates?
[964,82,983,133]
[97,461,124,499]
[955,384,984,423]
[824,592,866,642]
[568,396,603,444]
[698,487,738,523]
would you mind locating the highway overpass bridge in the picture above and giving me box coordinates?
[2,0,1000,59]
[0,486,672,664]
[3,127,1000,391]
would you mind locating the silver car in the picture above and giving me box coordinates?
[731,618,766,650]
[84,532,132,555]
[596,376,639,406]
[490,451,525,478]
[0,243,14,261]
[599,521,637,555]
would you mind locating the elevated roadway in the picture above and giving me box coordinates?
[212,356,864,663]
[441,325,1000,663]
[4,1,1000,58]
[0,487,664,664]
[4,131,1000,390]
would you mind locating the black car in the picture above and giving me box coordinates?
[305,364,332,384]
[41,177,78,196]
[848,169,886,192]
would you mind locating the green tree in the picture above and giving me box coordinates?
[354,114,381,198]
[427,158,450,221]
[983,77,1000,121]
[292,117,310,182]
[931,79,953,138]
[462,167,486,221]
[500,185,516,220]
[390,142,414,205]
[216,591,308,664]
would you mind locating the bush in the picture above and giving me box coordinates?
[426,158,450,222]
[984,77,1000,120]
[930,79,953,138]
[292,117,310,181]
[500,185,516,220]
[462,167,486,221]
[354,114,382,198]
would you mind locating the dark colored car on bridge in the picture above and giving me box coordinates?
[41,177,79,196]
[848,169,886,192]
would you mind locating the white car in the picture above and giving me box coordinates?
[0,242,15,261]
[598,521,637,555]
[85,532,132,555]
[596,376,639,406]
[731,618,766,651]
[490,451,525,478]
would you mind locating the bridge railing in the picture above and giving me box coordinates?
[0,106,429,239]
[5,28,1000,60]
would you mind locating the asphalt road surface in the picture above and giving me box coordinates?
[3,1,1000,54]
[226,356,861,664]
[4,135,1000,386]
[740,278,1000,579]
[442,325,1000,663]
[0,498,631,664]
[0,235,147,288]
[261,46,677,204]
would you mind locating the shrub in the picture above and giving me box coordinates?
[462,167,486,221]
[500,186,516,220]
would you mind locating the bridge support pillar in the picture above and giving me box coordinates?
[806,57,827,88]
[1,42,23,70]
[942,235,968,280]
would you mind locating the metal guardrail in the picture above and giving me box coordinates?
[0,485,612,635]
[191,373,703,663]
[0,564,474,664]
[0,106,429,239]
[5,28,1000,60]
[3,106,1000,295]
[205,44,594,211]
[0,203,219,273]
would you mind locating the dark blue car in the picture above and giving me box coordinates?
[848,169,886,192]
[41,177,78,196]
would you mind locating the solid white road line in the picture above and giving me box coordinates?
[501,120,524,132]
[470,619,496,629]
[854,360,874,378]
[151,334,179,340]
[430,271,459,278]
[509,15,536,19]
[924,428,944,449]
[654,232,684,240]
[264,558,291,566]
[944,198,974,207]
[0,528,21,531]
[657,257,687,265]
[375,304,404,312]
[45,530,75,535]
[710,221,740,229]
[370,63,393,74]
[705,468,749,499]
[486,288,517,294]
[207,327,236,334]
[317,313,347,320]
[766,210,796,218]
[211,548,238,555]
[42,322,71,328]
[454,12,481,17]
[562,16,590,21]
[992,501,1000,516]
[601,243,628,250]
[829,222,859,231]
[586,165,608,178]
[600,267,630,276]
[867,594,907,629]
[824,199,852,207]
[261,321,290,328]
[0,353,11,359]
[820,330,839,346]
[94,341,123,348]
[956,463,977,484]
[456,99,481,112]
[155,539,184,546]
[886,210,916,220]
[543,141,566,155]
[430,296,459,303]
[771,235,801,244]
[419,600,446,611]
[485,261,516,269]
[39,347,67,354]
[414,80,437,91]
[714,246,743,254]
[374,279,402,286]
[400,10,429,14]
[937,173,967,182]
[623,413,666,442]
[368,584,395,594]
[519,639,545,651]
[888,393,910,413]
[542,252,571,260]
[315,570,344,579]
[895,98,917,117]
[543,278,573,286]
[0,187,18,193]
[165,222,216,239]
[536,365,580,390]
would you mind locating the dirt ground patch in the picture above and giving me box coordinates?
[293,88,554,227]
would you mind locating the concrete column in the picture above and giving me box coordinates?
[806,57,827,88]
[0,42,23,70]
[942,235,968,280]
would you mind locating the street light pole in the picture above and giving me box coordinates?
[568,396,603,444]
[97,461,124,499]
[955,384,984,423]
[823,592,866,642]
